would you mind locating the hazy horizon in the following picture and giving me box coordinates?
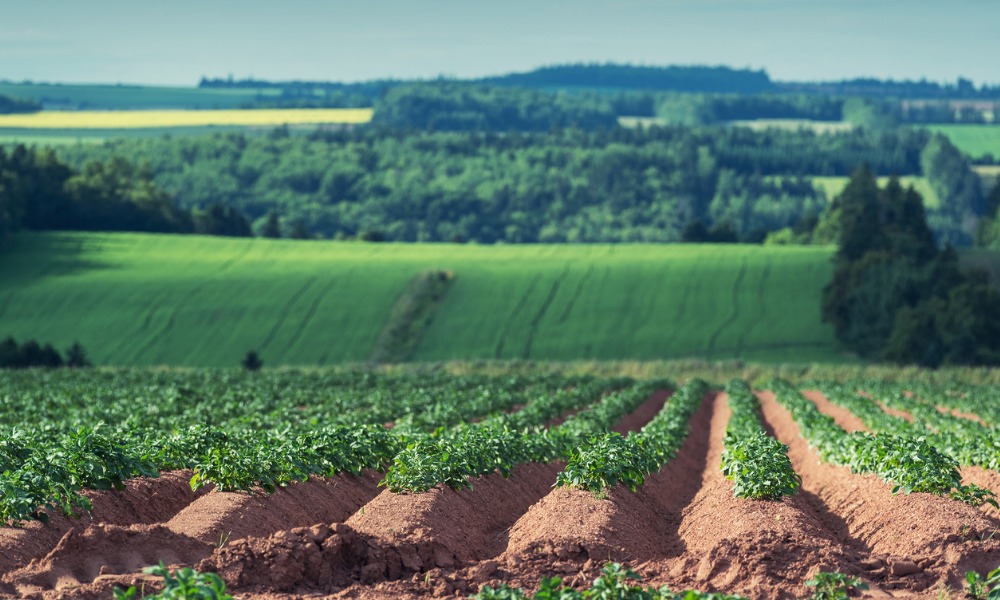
[2,0,999,87]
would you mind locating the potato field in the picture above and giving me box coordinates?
[2,369,1000,599]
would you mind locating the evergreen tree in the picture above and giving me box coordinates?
[261,210,282,238]
[65,341,91,367]
[824,167,1000,366]
[241,350,263,372]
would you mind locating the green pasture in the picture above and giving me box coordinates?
[0,232,844,366]
[0,82,278,110]
[926,124,1000,161]
[810,175,939,209]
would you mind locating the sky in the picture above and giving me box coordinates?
[2,0,998,87]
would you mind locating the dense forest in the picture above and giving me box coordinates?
[823,167,1000,366]
[0,146,256,246]
[50,125,983,245]
[0,94,41,114]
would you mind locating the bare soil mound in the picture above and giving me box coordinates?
[0,471,202,577]
[759,390,1000,593]
[168,470,381,543]
[4,524,212,598]
[348,462,561,567]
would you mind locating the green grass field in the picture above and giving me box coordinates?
[810,175,939,208]
[927,124,1000,161]
[0,232,845,366]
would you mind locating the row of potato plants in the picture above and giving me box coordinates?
[863,381,1000,471]
[555,379,706,494]
[381,379,669,493]
[0,372,623,524]
[721,380,800,500]
[770,380,994,506]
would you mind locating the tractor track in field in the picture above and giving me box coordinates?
[493,274,542,359]
[7,389,1000,599]
[279,277,345,358]
[735,255,771,358]
[521,267,571,359]
[257,277,318,353]
[705,257,747,361]
[129,242,257,364]
[555,264,594,325]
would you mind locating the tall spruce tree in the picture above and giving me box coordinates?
[823,166,1000,366]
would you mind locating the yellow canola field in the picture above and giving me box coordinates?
[0,108,373,129]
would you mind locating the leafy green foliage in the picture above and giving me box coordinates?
[556,379,706,495]
[472,562,748,600]
[769,380,995,505]
[966,566,1000,600]
[721,380,800,499]
[54,126,935,245]
[0,371,601,523]
[382,380,658,493]
[113,563,232,599]
[804,572,868,600]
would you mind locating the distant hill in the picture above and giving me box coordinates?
[0,232,843,366]
[479,63,775,94]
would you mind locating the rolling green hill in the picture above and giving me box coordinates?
[0,232,845,366]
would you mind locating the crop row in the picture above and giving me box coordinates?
[383,379,671,492]
[721,380,799,500]
[556,379,707,494]
[770,380,993,505]
[0,372,628,524]
[862,381,1000,471]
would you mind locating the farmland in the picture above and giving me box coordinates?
[0,232,843,366]
[2,369,1000,598]
[0,108,373,129]
[0,82,281,110]
[927,124,1000,161]
[810,175,939,208]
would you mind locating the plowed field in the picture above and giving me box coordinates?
[4,384,1000,600]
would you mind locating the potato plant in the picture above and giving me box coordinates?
[556,379,707,494]
[769,380,995,506]
[721,379,800,500]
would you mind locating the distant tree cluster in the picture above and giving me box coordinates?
[56,125,958,245]
[0,145,256,247]
[0,94,42,114]
[974,176,1000,248]
[372,83,619,132]
[483,63,775,94]
[822,167,1000,367]
[0,336,90,368]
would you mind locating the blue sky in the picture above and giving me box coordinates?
[2,0,998,86]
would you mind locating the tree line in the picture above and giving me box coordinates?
[0,336,90,368]
[0,94,41,114]
[52,124,985,245]
[201,63,1000,101]
[0,145,258,247]
[822,167,1000,367]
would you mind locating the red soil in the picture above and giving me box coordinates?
[0,471,383,598]
[809,390,1000,516]
[0,470,203,577]
[939,406,989,427]
[763,390,1000,593]
[7,388,1000,599]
